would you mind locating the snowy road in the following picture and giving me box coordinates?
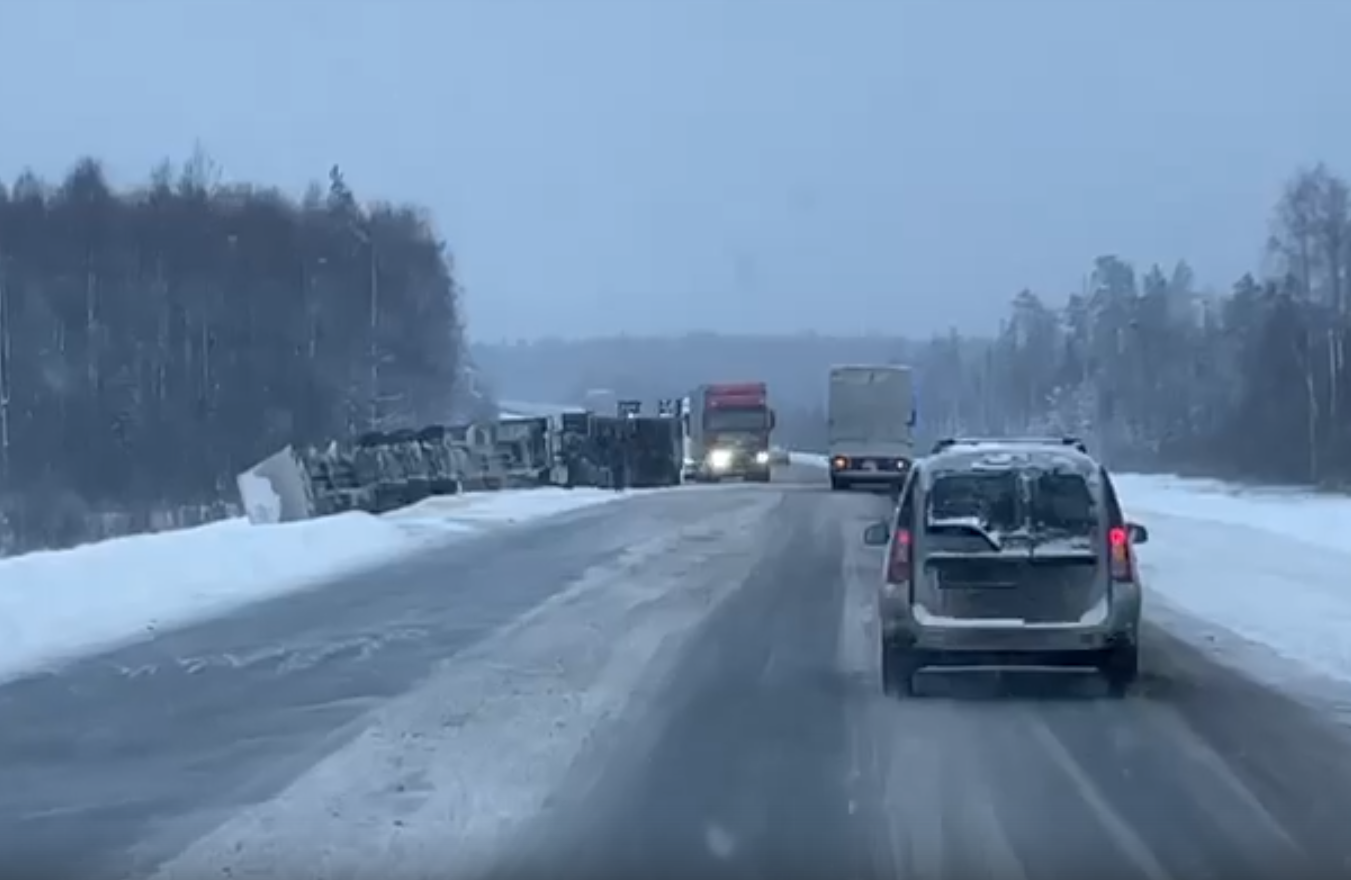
[492,482,1351,880]
[5,466,1351,879]
[1,486,725,878]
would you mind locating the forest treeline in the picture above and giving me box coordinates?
[0,153,473,552]
[925,163,1351,484]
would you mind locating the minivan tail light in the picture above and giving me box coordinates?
[1108,526,1133,581]
[887,528,913,584]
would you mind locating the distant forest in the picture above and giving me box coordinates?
[479,163,1351,487]
[0,152,475,552]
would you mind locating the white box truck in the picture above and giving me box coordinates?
[827,364,916,492]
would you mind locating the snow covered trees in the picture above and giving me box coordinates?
[0,155,469,551]
[915,164,1351,486]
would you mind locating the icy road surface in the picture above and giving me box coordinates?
[5,465,1351,879]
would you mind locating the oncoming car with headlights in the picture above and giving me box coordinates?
[861,437,1149,697]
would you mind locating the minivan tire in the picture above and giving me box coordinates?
[1100,642,1139,698]
[882,642,920,697]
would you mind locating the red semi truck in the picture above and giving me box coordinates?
[681,381,776,483]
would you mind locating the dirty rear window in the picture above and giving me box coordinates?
[927,472,1020,531]
[1029,472,1096,535]
[927,469,1096,536]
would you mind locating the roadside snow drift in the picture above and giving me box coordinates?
[790,452,829,469]
[1112,473,1351,554]
[1112,473,1351,688]
[0,488,637,682]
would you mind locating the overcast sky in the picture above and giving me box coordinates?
[2,0,1348,342]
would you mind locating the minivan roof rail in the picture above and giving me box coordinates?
[931,436,1088,455]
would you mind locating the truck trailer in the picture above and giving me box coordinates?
[827,364,916,492]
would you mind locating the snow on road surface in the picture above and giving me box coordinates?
[793,450,1351,692]
[0,487,638,683]
[147,492,781,880]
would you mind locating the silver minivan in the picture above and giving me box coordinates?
[862,439,1149,697]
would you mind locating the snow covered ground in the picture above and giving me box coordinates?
[0,487,638,683]
[792,451,1351,691]
[1115,474,1351,692]
[498,400,586,419]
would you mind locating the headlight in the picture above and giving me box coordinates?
[755,451,770,465]
[708,448,733,470]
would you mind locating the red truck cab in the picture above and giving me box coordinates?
[684,382,776,483]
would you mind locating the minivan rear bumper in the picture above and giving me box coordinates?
[894,623,1127,655]
[880,584,1141,656]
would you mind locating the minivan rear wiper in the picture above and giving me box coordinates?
[927,516,1005,551]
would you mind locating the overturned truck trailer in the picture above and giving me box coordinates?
[589,399,683,489]
[236,416,560,524]
[236,402,685,526]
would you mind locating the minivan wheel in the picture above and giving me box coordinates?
[1100,642,1139,698]
[882,642,920,697]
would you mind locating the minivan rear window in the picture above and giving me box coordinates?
[1028,472,1096,536]
[927,471,1020,531]
[927,468,1097,537]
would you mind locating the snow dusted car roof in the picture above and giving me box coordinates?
[922,441,1100,482]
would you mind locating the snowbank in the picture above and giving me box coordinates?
[1113,473,1351,688]
[0,488,635,681]
[1113,472,1351,555]
[496,399,586,418]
